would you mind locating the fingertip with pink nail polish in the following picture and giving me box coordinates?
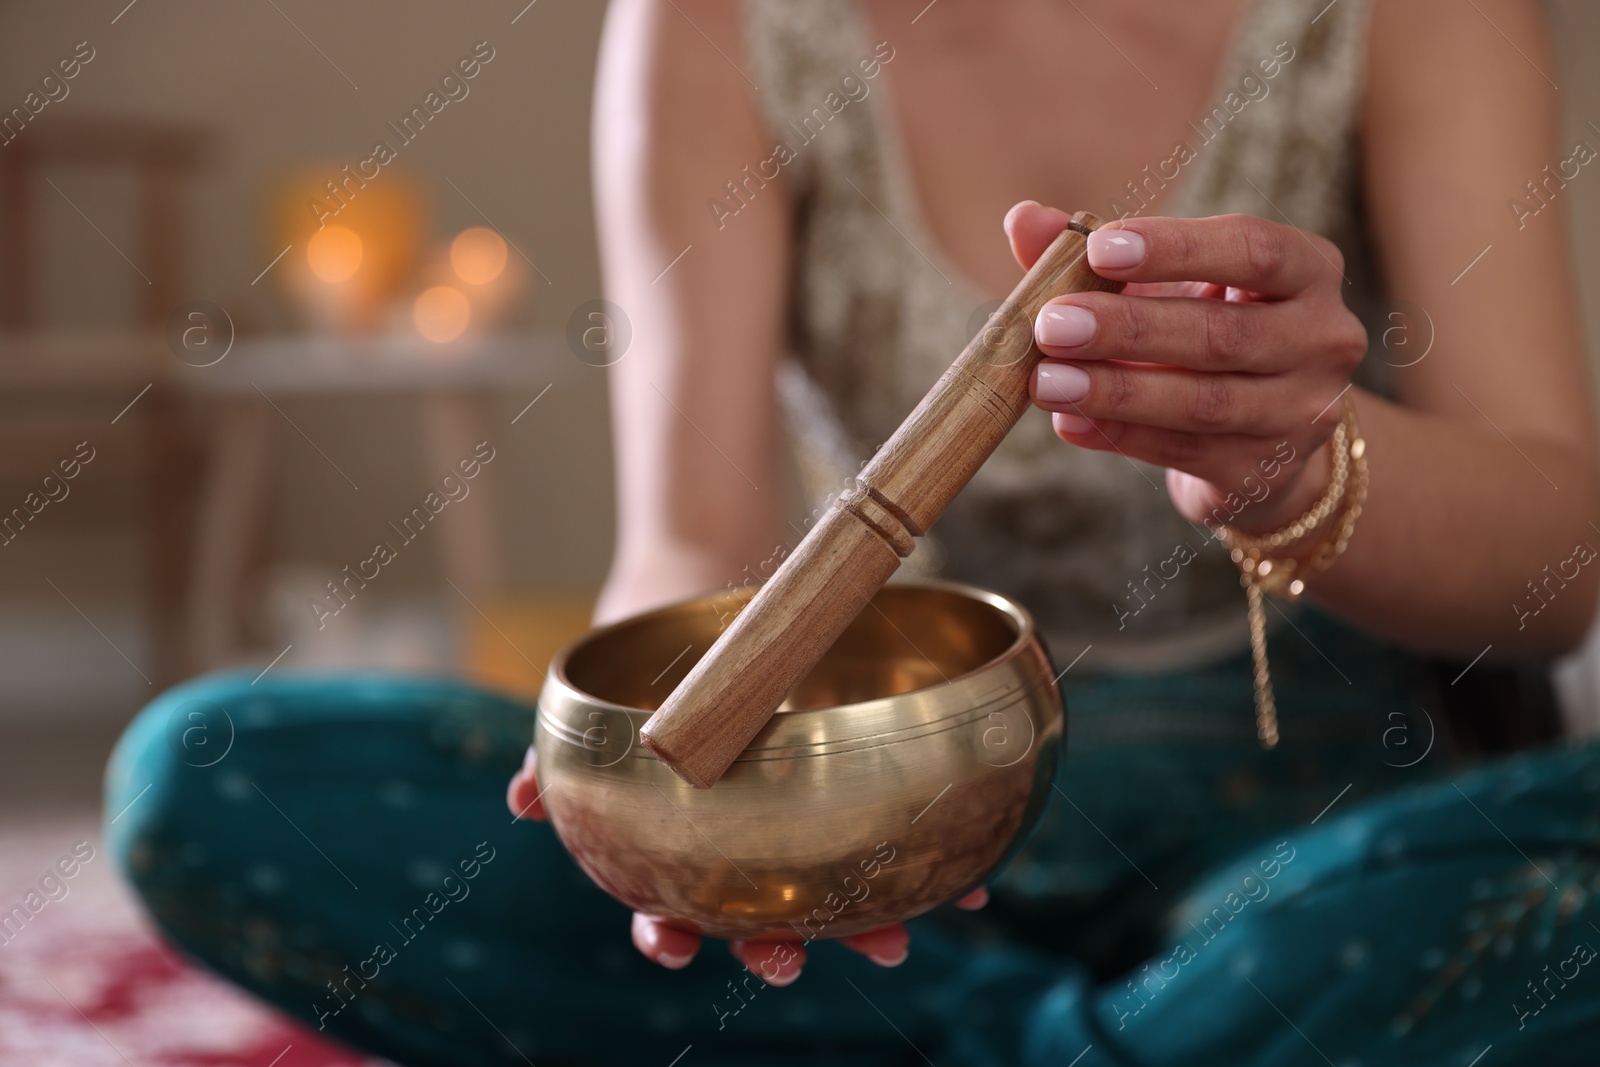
[1054,412,1094,436]
[1035,363,1090,405]
[1087,228,1146,270]
[633,913,690,970]
[1036,304,1097,348]
[1004,199,1040,228]
[762,963,802,987]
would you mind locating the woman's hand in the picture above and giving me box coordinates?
[507,745,988,985]
[1007,201,1369,535]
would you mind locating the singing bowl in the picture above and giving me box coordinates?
[534,580,1063,941]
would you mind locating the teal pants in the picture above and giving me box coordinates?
[105,620,1600,1065]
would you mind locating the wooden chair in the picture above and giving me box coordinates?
[0,118,213,688]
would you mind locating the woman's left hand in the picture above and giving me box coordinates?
[508,744,988,984]
[1007,202,1369,533]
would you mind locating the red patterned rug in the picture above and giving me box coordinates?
[0,817,392,1067]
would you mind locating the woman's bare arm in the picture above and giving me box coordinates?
[1312,0,1598,655]
[591,0,790,626]
[580,0,936,980]
[1024,0,1599,660]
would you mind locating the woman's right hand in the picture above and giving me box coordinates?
[507,745,983,985]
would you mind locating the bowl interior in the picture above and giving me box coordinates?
[561,583,1022,713]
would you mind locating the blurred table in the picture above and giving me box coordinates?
[186,332,573,671]
[201,333,565,395]
[0,329,575,679]
[0,331,201,686]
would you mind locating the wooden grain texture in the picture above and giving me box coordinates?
[640,212,1124,787]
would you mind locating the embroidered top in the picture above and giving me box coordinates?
[740,0,1385,671]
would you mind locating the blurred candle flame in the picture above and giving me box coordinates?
[450,226,508,286]
[306,225,364,284]
[413,285,471,343]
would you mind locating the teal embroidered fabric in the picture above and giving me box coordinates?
[105,608,1600,1066]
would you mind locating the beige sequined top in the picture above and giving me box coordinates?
[741,0,1386,671]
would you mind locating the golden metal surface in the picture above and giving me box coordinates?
[535,581,1063,941]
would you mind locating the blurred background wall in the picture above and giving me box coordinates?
[2,0,1600,762]
[0,1,616,744]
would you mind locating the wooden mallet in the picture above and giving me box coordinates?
[640,211,1123,787]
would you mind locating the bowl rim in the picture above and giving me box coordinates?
[542,578,1043,728]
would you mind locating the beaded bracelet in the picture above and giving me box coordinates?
[1216,396,1368,748]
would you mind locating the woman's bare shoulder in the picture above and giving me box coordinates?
[1367,0,1556,116]
[595,0,774,210]
[1363,0,1589,446]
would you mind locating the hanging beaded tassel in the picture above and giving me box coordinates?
[1220,397,1367,749]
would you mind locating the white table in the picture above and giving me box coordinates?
[184,332,576,670]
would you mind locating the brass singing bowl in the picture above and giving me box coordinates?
[535,580,1063,941]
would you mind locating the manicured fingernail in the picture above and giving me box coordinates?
[1004,199,1040,228]
[1054,412,1094,436]
[1036,304,1097,348]
[1035,364,1090,404]
[763,965,801,987]
[657,950,694,970]
[1088,229,1146,269]
[867,947,909,967]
